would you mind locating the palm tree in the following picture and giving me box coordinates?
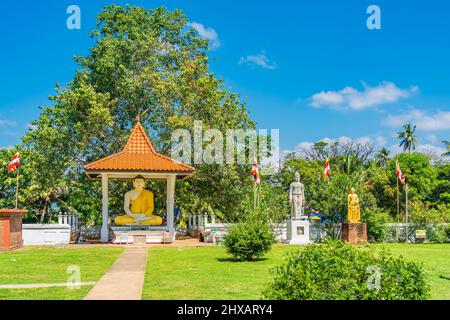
[397,123,418,153]
[375,147,390,167]
[443,140,450,156]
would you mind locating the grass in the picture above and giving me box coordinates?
[371,243,450,300]
[0,243,448,300]
[142,243,450,300]
[0,246,124,300]
[142,245,302,300]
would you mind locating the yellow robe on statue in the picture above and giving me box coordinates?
[114,189,163,226]
[347,193,361,223]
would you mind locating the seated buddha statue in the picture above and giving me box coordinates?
[114,175,163,226]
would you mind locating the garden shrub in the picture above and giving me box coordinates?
[426,225,449,243]
[362,209,392,242]
[224,220,275,261]
[263,240,430,300]
[445,225,450,240]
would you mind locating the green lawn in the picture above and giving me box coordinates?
[1,243,448,300]
[142,244,450,300]
[372,243,450,300]
[0,246,124,300]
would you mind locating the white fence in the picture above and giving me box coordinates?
[22,213,79,245]
[23,224,71,245]
[187,214,288,242]
[186,216,439,243]
[57,213,79,231]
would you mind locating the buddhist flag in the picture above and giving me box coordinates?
[323,158,331,182]
[251,158,260,184]
[8,152,20,172]
[396,159,406,185]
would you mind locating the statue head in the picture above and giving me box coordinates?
[133,175,146,191]
[294,171,300,182]
[350,187,356,194]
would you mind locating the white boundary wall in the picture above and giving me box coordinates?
[22,224,71,245]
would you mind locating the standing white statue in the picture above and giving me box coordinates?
[289,171,305,219]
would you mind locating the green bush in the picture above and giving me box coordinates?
[224,220,275,261]
[445,225,450,239]
[362,209,392,242]
[427,225,450,244]
[263,240,430,300]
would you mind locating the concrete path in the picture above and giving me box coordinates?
[84,247,148,300]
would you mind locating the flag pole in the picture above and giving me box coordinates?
[396,173,400,216]
[253,182,257,214]
[15,165,20,210]
[405,183,409,243]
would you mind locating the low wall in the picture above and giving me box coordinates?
[22,224,71,245]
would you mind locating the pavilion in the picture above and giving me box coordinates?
[84,122,195,242]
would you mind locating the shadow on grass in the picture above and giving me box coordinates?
[216,257,268,263]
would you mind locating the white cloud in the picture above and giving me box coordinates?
[26,123,37,131]
[417,144,447,156]
[239,51,277,70]
[310,82,417,110]
[293,135,388,157]
[375,135,387,147]
[0,119,16,128]
[426,134,438,145]
[295,135,376,151]
[384,109,450,132]
[388,143,448,159]
[188,22,221,50]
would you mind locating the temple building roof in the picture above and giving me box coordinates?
[84,122,194,178]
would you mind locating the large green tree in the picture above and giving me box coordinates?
[17,5,255,223]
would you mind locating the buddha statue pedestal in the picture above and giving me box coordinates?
[341,223,367,244]
[341,188,367,244]
[285,217,311,245]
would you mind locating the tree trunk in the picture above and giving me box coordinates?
[40,201,49,224]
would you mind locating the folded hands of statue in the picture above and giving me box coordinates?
[129,213,147,220]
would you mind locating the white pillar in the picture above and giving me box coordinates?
[166,175,176,234]
[203,214,208,226]
[101,173,109,243]
[211,214,216,224]
[58,214,62,224]
[63,213,68,225]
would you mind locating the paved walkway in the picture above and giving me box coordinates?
[84,247,148,300]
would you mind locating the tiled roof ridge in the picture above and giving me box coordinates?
[84,122,194,173]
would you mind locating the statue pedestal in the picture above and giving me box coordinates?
[341,223,367,244]
[285,218,310,245]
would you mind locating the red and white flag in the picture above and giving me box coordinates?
[8,152,20,172]
[395,159,406,185]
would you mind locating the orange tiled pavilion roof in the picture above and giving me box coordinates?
[84,122,194,177]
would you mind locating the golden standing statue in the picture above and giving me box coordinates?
[347,188,361,223]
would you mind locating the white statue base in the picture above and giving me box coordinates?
[284,217,310,245]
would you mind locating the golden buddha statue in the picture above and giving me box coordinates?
[347,187,361,223]
[114,175,163,226]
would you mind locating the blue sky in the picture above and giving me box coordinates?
[1,0,449,157]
